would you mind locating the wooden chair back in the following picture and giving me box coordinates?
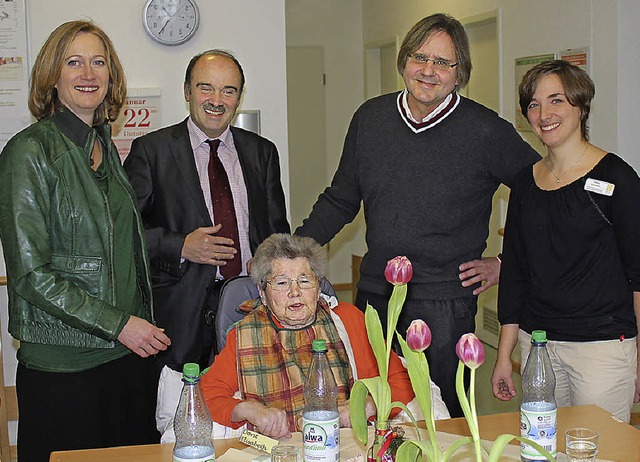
[0,275,17,461]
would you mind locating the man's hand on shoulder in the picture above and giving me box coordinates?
[181,223,237,266]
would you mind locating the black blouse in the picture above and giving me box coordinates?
[498,153,640,341]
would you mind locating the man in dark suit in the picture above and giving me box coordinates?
[124,50,289,440]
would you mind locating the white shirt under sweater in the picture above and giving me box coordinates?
[399,90,460,132]
[187,118,251,277]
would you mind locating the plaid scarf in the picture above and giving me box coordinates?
[236,299,353,431]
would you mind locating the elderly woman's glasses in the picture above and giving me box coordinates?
[266,275,319,291]
[408,53,458,71]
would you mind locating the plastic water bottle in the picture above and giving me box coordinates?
[302,339,340,462]
[173,363,215,462]
[520,330,557,462]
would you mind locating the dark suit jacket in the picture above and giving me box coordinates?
[124,119,289,370]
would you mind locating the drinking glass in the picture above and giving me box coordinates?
[271,444,301,462]
[565,427,598,462]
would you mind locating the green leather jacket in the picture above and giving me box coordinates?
[0,108,154,348]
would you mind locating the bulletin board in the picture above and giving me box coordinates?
[558,47,589,73]
[0,0,30,151]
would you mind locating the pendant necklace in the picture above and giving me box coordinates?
[545,144,589,183]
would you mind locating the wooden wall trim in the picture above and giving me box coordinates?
[4,387,17,422]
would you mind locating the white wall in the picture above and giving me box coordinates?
[618,0,640,169]
[298,0,638,288]
[285,0,367,284]
[358,0,640,172]
[26,0,290,197]
[0,0,288,444]
[285,0,364,183]
[363,0,620,155]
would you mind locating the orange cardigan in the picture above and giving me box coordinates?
[200,301,415,429]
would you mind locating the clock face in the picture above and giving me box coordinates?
[143,0,199,46]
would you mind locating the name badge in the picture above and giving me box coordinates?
[584,178,615,196]
[239,429,280,454]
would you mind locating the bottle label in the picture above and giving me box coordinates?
[173,456,215,462]
[520,407,557,459]
[302,413,340,462]
[173,445,215,462]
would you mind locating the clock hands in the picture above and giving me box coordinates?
[145,0,198,45]
[157,2,189,37]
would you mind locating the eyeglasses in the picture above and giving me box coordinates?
[408,53,458,71]
[266,275,319,292]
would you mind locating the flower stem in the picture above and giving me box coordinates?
[455,362,482,461]
[470,369,482,462]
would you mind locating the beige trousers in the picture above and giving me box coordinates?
[518,329,637,423]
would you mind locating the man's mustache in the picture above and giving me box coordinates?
[203,103,225,113]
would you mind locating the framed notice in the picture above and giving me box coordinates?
[112,87,162,162]
[558,47,589,73]
[0,0,30,150]
[514,54,555,131]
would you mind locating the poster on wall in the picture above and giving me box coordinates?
[558,47,589,73]
[514,53,555,132]
[0,0,30,150]
[112,87,162,162]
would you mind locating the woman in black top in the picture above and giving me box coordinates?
[491,60,640,422]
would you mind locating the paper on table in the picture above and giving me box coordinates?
[555,454,612,462]
[217,447,262,462]
[400,426,613,462]
[216,427,613,462]
[216,430,358,462]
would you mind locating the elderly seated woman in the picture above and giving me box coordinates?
[201,233,449,438]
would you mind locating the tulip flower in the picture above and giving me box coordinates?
[353,258,555,462]
[384,256,413,285]
[406,319,432,352]
[351,256,413,452]
[455,333,485,370]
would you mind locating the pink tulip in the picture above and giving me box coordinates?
[406,319,432,352]
[456,333,485,370]
[384,256,413,285]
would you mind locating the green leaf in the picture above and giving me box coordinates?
[385,284,407,366]
[488,434,557,462]
[396,439,437,462]
[442,436,474,461]
[389,401,421,440]
[376,379,392,421]
[398,336,441,458]
[349,380,371,445]
[364,304,388,380]
[398,336,433,423]
[349,376,392,445]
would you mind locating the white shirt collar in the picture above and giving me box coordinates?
[187,118,234,151]
[401,90,454,123]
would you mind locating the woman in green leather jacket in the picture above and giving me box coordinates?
[0,20,171,461]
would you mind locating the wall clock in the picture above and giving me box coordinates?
[143,0,200,46]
